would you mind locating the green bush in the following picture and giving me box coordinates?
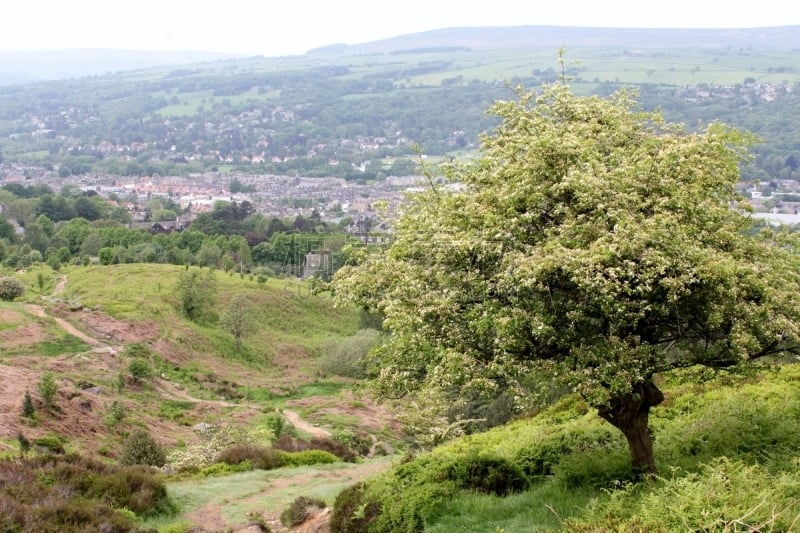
[332,429,373,458]
[438,453,529,496]
[128,357,153,381]
[553,446,634,489]
[371,482,456,533]
[282,449,339,467]
[200,461,254,477]
[263,411,289,438]
[280,496,326,528]
[0,277,24,301]
[123,343,152,359]
[33,434,66,454]
[105,399,126,427]
[319,329,379,379]
[271,435,358,462]
[514,424,621,480]
[17,432,31,456]
[88,465,174,516]
[331,482,381,533]
[309,436,358,462]
[21,390,35,418]
[38,372,58,412]
[120,428,166,467]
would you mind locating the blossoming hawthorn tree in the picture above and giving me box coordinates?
[332,83,800,475]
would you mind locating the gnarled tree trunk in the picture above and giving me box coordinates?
[597,380,664,477]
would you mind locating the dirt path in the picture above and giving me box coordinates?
[53,275,68,296]
[22,276,116,351]
[24,304,110,350]
[153,378,331,438]
[283,409,331,438]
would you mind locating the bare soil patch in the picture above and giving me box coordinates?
[72,308,160,344]
[0,363,41,440]
[0,322,47,349]
[283,409,330,438]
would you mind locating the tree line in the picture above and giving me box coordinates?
[0,184,363,278]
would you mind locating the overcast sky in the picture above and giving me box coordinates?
[3,0,798,56]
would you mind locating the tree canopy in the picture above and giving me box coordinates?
[332,83,800,474]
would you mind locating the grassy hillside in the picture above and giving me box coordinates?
[332,364,800,532]
[0,263,382,459]
[0,263,409,530]
[4,263,799,531]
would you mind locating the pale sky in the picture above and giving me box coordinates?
[2,0,798,56]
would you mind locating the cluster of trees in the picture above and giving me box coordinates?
[0,185,362,277]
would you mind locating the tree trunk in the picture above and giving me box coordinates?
[597,380,664,477]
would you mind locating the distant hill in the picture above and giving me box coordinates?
[3,26,799,83]
[309,25,800,55]
[0,49,243,83]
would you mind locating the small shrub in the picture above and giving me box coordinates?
[281,496,326,527]
[553,446,634,489]
[331,482,381,533]
[438,453,529,496]
[271,434,357,460]
[105,400,126,427]
[216,445,287,470]
[309,436,358,462]
[200,461,254,476]
[0,277,25,301]
[128,357,153,381]
[17,432,30,457]
[264,412,289,438]
[33,434,66,454]
[372,482,455,533]
[115,371,126,392]
[333,429,373,457]
[514,424,620,480]
[123,343,152,359]
[89,464,174,516]
[21,390,35,418]
[120,429,166,467]
[38,372,58,413]
[282,449,339,467]
[272,434,308,453]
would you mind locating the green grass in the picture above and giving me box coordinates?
[140,456,396,531]
[427,483,595,533]
[340,364,800,532]
[34,333,90,356]
[62,264,359,360]
[157,400,197,424]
